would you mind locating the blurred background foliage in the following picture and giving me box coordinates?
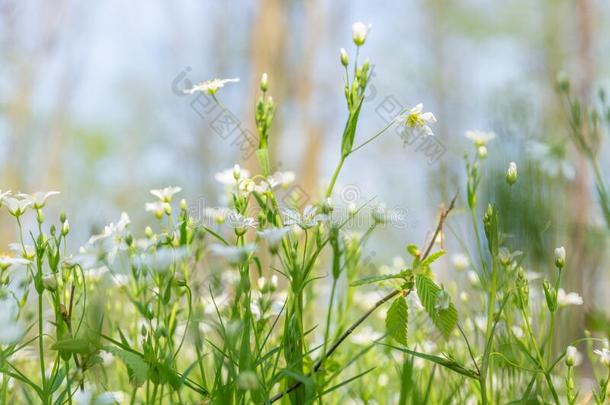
[1,0,609,361]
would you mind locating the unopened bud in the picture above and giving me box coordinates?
[61,220,70,236]
[43,274,58,292]
[233,164,242,181]
[555,246,566,269]
[565,345,578,367]
[352,22,370,46]
[260,73,269,92]
[506,161,518,185]
[340,48,349,67]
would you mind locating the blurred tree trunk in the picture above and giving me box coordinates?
[244,0,288,173]
[296,0,323,200]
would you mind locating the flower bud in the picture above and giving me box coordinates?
[352,22,370,46]
[145,226,154,239]
[233,164,242,181]
[371,203,387,224]
[556,71,570,93]
[340,48,349,67]
[506,161,517,185]
[163,202,172,216]
[260,73,269,92]
[61,220,70,236]
[43,274,58,292]
[477,145,487,158]
[322,197,333,214]
[555,246,566,269]
[36,208,44,224]
[498,247,511,267]
[543,280,557,313]
[125,233,134,247]
[180,199,188,211]
[60,211,67,223]
[565,345,578,367]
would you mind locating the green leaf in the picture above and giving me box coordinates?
[385,296,408,345]
[420,250,445,267]
[381,344,478,380]
[51,338,95,356]
[105,346,149,387]
[415,274,458,338]
[341,96,365,157]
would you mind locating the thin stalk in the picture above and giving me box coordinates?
[325,156,345,199]
[479,255,497,405]
[320,277,338,364]
[349,119,397,155]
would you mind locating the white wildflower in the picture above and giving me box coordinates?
[451,253,470,271]
[396,103,437,138]
[185,78,239,95]
[209,244,256,265]
[0,255,31,270]
[281,205,327,229]
[3,197,31,217]
[465,130,496,147]
[258,227,291,252]
[150,186,181,203]
[225,210,257,235]
[89,212,131,244]
[269,171,296,188]
[145,201,166,218]
[557,289,583,307]
[593,348,610,368]
[203,207,231,225]
[215,165,250,186]
[0,190,11,204]
[467,270,480,286]
[17,191,60,209]
[8,242,35,260]
[135,247,188,273]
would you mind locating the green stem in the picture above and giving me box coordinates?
[469,207,487,274]
[479,257,497,405]
[38,292,46,396]
[349,120,397,155]
[325,156,346,199]
[321,278,338,363]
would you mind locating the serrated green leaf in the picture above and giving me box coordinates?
[105,346,149,387]
[385,296,408,345]
[420,250,445,267]
[51,338,95,356]
[415,274,458,338]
